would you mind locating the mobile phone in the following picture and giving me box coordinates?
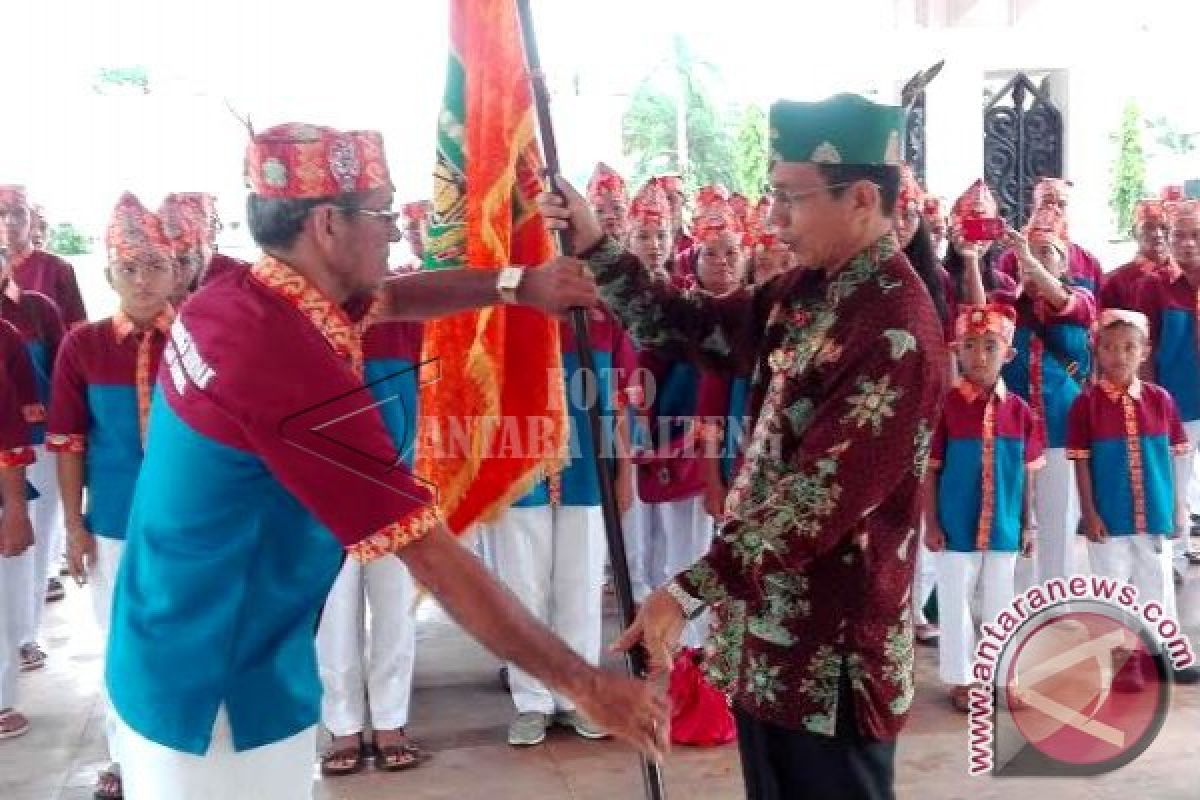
[961,216,1004,242]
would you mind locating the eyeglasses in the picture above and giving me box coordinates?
[339,207,402,225]
[767,181,867,209]
[331,205,404,242]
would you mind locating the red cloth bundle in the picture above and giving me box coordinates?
[668,648,736,747]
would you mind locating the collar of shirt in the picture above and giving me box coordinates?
[249,255,372,374]
[112,306,176,343]
[5,247,33,274]
[1134,254,1173,276]
[1099,377,1142,402]
[954,377,1007,404]
[1163,261,1192,287]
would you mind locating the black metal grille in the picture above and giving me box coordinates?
[983,73,1063,227]
[905,91,927,187]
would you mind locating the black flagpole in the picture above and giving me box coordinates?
[514,2,667,798]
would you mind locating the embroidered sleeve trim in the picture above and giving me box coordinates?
[348,507,443,563]
[45,433,86,454]
[0,447,35,467]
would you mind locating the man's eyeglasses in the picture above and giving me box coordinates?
[339,207,402,225]
[767,181,872,209]
[330,205,404,242]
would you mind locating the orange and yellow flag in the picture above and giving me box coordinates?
[416,0,567,534]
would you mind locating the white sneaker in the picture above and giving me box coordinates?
[507,712,549,746]
[555,710,609,740]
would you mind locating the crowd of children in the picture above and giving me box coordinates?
[921,176,1200,709]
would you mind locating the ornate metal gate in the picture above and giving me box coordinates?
[983,73,1063,227]
[905,90,927,187]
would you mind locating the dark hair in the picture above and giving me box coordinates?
[815,163,900,216]
[943,242,1001,300]
[245,192,370,249]
[903,217,949,323]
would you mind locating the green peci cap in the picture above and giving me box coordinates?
[769,94,904,166]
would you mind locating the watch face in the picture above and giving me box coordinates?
[499,267,521,290]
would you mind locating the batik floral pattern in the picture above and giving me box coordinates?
[585,232,946,740]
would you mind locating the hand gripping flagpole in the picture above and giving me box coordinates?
[515,3,667,798]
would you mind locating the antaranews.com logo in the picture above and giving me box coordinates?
[967,575,1193,777]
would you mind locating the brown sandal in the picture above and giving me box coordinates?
[371,736,429,772]
[0,708,30,740]
[320,737,366,777]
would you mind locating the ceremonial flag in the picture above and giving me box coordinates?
[416,0,567,534]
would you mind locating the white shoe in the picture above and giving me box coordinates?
[507,712,549,747]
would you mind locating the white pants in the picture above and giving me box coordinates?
[490,505,605,714]
[89,537,124,764]
[471,523,499,574]
[622,493,650,604]
[635,496,714,648]
[17,445,64,644]
[116,707,316,800]
[1089,535,1176,622]
[315,554,417,736]
[937,551,1019,686]
[1174,420,1200,573]
[637,496,714,591]
[1186,420,1200,520]
[0,548,24,709]
[913,538,939,627]
[1022,448,1085,588]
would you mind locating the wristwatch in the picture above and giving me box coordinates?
[666,580,706,620]
[496,266,525,304]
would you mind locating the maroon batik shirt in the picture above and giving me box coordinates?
[585,232,947,741]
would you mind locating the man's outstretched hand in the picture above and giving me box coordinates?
[537,178,605,256]
[520,255,600,315]
[573,669,671,761]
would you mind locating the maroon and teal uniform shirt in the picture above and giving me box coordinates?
[929,379,1044,552]
[0,279,65,444]
[1067,379,1189,536]
[996,286,1096,449]
[105,258,439,756]
[1138,268,1200,423]
[695,369,750,488]
[45,310,174,539]
[10,248,87,328]
[362,319,424,467]
[1099,256,1170,312]
[0,318,36,471]
[997,241,1104,296]
[514,309,635,507]
[198,251,250,287]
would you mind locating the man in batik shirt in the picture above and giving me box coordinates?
[541,94,947,800]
